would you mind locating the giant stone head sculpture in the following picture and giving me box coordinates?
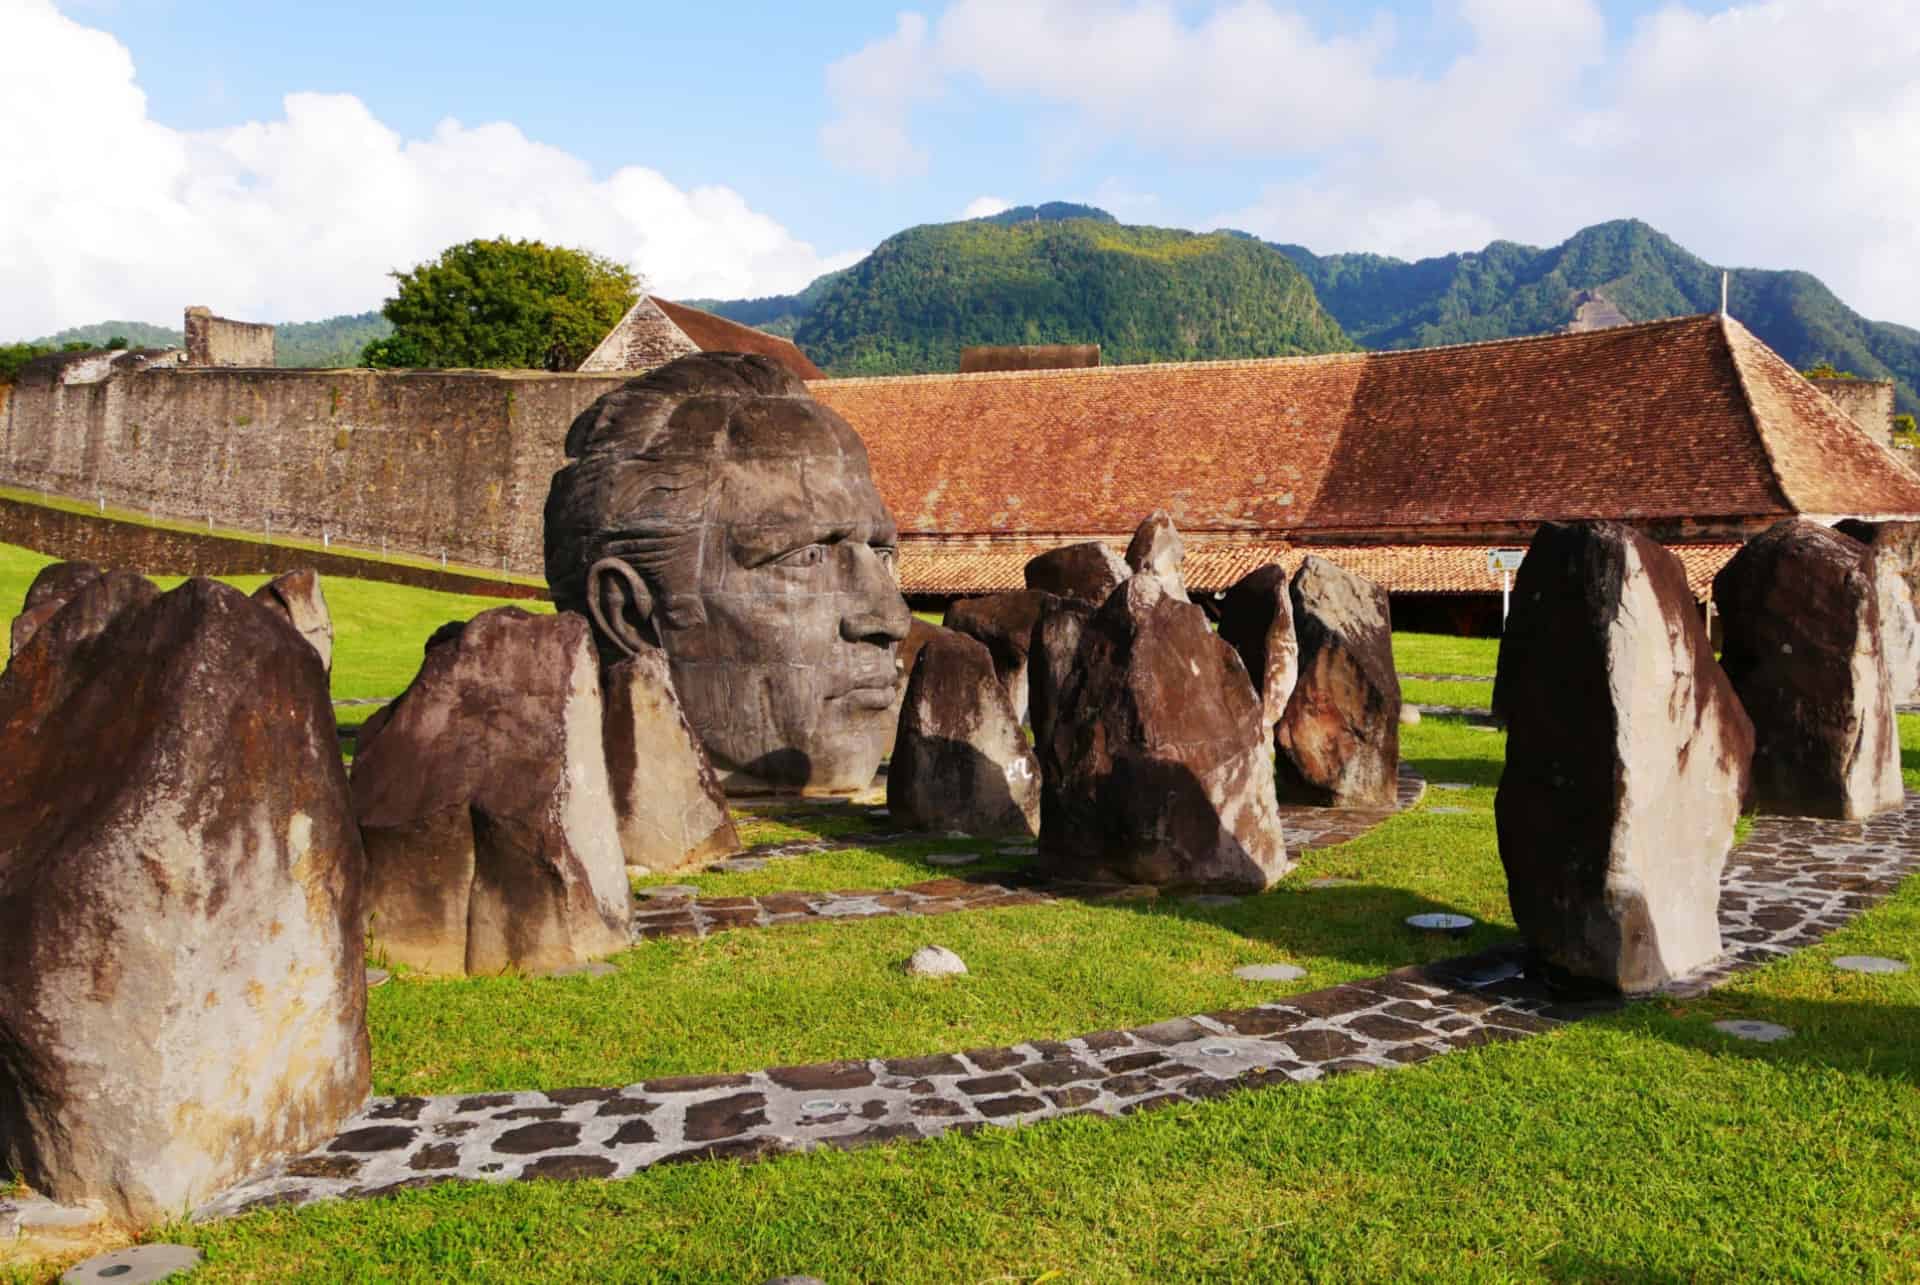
[545,353,911,794]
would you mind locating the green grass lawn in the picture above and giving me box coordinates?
[1400,677,1496,710]
[1392,630,1500,677]
[0,541,548,704]
[4,558,1919,1280]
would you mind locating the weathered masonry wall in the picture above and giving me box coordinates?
[1808,376,1896,445]
[0,363,627,577]
[184,307,277,368]
[0,497,548,599]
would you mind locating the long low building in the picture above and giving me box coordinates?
[812,313,1920,628]
[3,310,1916,631]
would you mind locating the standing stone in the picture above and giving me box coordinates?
[1024,541,1130,606]
[1714,518,1903,819]
[1494,522,1755,993]
[0,576,368,1225]
[883,617,951,762]
[944,589,1057,723]
[8,561,141,660]
[1217,564,1299,733]
[1037,574,1288,891]
[251,568,334,674]
[1124,510,1189,601]
[1025,596,1094,759]
[1836,520,1920,704]
[602,649,740,874]
[1276,557,1402,807]
[352,608,633,975]
[888,631,1040,837]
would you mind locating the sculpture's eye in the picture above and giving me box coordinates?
[776,544,829,569]
[873,545,897,568]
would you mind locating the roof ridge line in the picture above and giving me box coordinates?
[807,314,1721,387]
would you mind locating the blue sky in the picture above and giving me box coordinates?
[8,0,1920,334]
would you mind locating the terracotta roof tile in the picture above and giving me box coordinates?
[897,536,1742,601]
[651,298,824,381]
[813,315,1920,540]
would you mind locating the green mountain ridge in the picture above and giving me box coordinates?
[1274,219,1920,414]
[25,312,393,368]
[772,213,1351,375]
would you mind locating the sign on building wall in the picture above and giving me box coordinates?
[1486,548,1526,574]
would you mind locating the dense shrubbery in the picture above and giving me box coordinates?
[361,238,639,371]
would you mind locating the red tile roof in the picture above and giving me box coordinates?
[812,315,1920,541]
[651,298,824,381]
[897,536,1743,601]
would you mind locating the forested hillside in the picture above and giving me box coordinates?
[787,213,1350,375]
[1277,220,1920,412]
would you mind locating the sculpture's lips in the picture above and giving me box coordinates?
[834,683,898,711]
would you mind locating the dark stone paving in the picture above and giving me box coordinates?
[194,790,1920,1221]
[632,767,1428,942]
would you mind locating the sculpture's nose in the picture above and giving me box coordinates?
[841,545,911,644]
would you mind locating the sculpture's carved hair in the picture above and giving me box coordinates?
[543,353,811,625]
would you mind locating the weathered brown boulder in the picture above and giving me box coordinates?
[352,608,633,975]
[944,589,1058,723]
[1124,510,1188,601]
[888,631,1040,836]
[8,561,144,660]
[1026,596,1094,758]
[1836,520,1920,704]
[1493,522,1754,993]
[1276,556,1402,807]
[1217,564,1299,732]
[1714,518,1903,819]
[603,649,740,873]
[1025,541,1130,605]
[0,576,368,1225]
[251,569,333,673]
[1037,574,1288,890]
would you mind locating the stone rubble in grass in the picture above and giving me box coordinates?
[194,792,1920,1222]
[904,946,968,978]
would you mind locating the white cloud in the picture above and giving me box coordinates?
[827,0,1920,327]
[0,0,861,336]
[961,195,1012,219]
[820,11,936,179]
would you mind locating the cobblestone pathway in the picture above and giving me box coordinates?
[194,792,1920,1222]
[631,768,1428,941]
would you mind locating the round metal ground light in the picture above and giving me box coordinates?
[1712,1019,1794,1043]
[1405,912,1476,934]
[60,1244,202,1284]
[1833,955,1909,975]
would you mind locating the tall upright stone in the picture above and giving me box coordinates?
[602,649,740,873]
[1124,510,1188,601]
[883,617,948,762]
[1037,574,1288,891]
[1026,596,1094,761]
[0,576,368,1225]
[352,608,634,975]
[944,589,1057,723]
[1836,519,1920,704]
[889,631,1041,836]
[251,568,334,674]
[1276,556,1401,807]
[1494,522,1754,993]
[1715,518,1904,819]
[1217,564,1299,733]
[1025,541,1130,606]
[9,561,151,660]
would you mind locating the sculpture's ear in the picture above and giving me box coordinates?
[586,556,658,656]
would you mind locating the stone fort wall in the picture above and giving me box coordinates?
[0,359,625,577]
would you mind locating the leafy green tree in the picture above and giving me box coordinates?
[361,238,640,371]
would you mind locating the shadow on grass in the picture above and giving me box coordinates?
[1613,993,1920,1084]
